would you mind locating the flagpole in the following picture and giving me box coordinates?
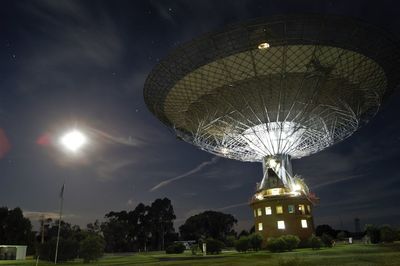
[54,182,65,264]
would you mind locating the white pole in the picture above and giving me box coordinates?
[54,183,64,264]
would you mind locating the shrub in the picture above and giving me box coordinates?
[225,235,236,247]
[308,235,322,250]
[80,234,105,263]
[321,233,334,248]
[249,233,263,251]
[380,225,398,243]
[266,237,287,252]
[365,224,380,244]
[281,235,300,251]
[39,239,79,262]
[235,236,250,252]
[336,231,347,241]
[165,242,185,254]
[205,238,224,254]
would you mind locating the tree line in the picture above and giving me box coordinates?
[2,201,400,262]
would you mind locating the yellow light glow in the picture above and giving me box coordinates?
[258,42,270,50]
[301,219,308,228]
[293,183,302,191]
[255,193,264,200]
[277,220,285,230]
[270,188,280,195]
[60,130,87,152]
[268,158,277,168]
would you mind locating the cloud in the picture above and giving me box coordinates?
[23,210,75,221]
[216,202,248,211]
[150,156,220,191]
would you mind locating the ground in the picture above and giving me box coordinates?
[1,243,399,266]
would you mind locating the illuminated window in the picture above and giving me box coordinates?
[258,222,263,231]
[253,210,257,217]
[276,205,283,214]
[288,205,294,214]
[301,219,308,228]
[265,206,272,215]
[257,208,262,216]
[270,188,280,195]
[307,205,311,214]
[277,220,285,230]
[298,204,305,215]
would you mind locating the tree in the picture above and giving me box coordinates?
[281,235,300,251]
[80,234,105,263]
[249,233,263,251]
[148,198,176,250]
[39,238,79,262]
[179,211,237,242]
[225,235,236,247]
[308,235,322,250]
[365,224,380,244]
[0,207,33,246]
[101,198,176,252]
[321,233,334,247]
[315,224,337,238]
[235,236,250,252]
[380,225,398,243]
[337,231,347,241]
[205,238,224,254]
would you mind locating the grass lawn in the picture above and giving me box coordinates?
[1,243,399,266]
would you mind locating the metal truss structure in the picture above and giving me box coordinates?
[144,15,400,189]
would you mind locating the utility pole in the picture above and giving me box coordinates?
[54,183,65,264]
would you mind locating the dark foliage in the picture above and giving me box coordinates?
[308,235,322,250]
[205,238,224,254]
[321,233,334,247]
[0,207,34,254]
[266,237,287,252]
[235,236,250,252]
[315,224,337,238]
[101,198,176,252]
[379,225,398,243]
[365,224,380,244]
[266,235,300,252]
[179,211,237,242]
[80,234,105,263]
[249,233,263,251]
[39,239,79,262]
[165,242,185,254]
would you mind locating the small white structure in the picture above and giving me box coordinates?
[0,245,27,260]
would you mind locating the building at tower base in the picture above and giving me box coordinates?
[249,165,317,241]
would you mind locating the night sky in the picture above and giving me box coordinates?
[1,0,399,233]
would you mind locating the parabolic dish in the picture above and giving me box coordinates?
[144,15,400,162]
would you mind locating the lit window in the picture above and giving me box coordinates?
[258,222,263,231]
[276,206,283,214]
[277,220,285,230]
[257,208,262,216]
[307,205,311,214]
[253,210,257,217]
[301,219,308,228]
[265,206,272,215]
[270,188,280,195]
[288,205,294,214]
[298,204,305,215]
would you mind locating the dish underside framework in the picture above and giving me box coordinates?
[144,15,400,190]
